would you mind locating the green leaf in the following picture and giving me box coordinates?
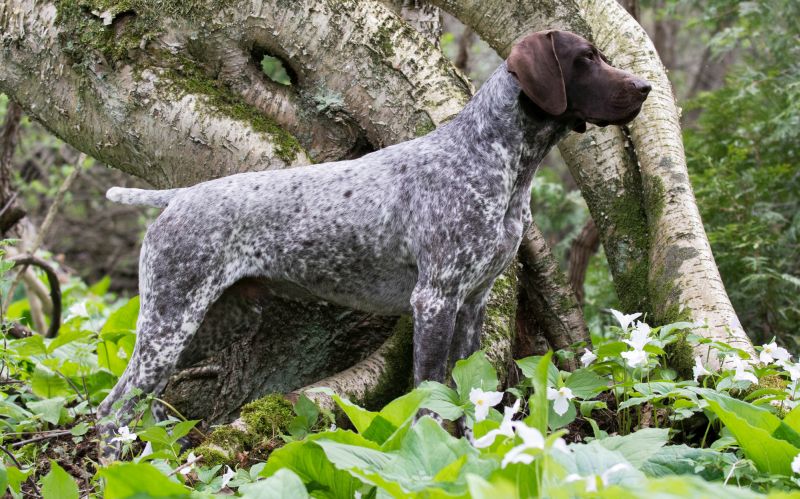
[0,464,7,496]
[418,381,463,421]
[595,428,670,468]
[101,296,140,334]
[315,417,497,497]
[515,354,559,387]
[564,368,608,399]
[640,445,735,480]
[783,404,800,434]
[30,366,71,399]
[98,462,191,498]
[6,466,32,494]
[525,351,553,434]
[452,351,498,401]
[89,276,111,296]
[41,461,79,499]
[170,420,199,442]
[27,397,66,425]
[262,430,367,499]
[548,398,577,429]
[239,468,309,498]
[699,389,800,474]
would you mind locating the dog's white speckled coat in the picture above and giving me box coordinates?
[97,30,650,459]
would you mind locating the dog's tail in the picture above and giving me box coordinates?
[106,187,183,208]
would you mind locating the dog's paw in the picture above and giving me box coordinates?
[413,407,443,425]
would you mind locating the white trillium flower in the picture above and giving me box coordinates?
[110,425,137,444]
[474,399,520,448]
[547,386,575,416]
[220,466,236,488]
[500,423,545,468]
[693,356,712,382]
[621,349,649,368]
[609,309,642,332]
[67,301,89,319]
[792,452,800,474]
[780,361,800,381]
[730,356,759,384]
[580,348,597,368]
[564,463,631,492]
[760,342,791,365]
[179,452,200,476]
[624,322,651,351]
[469,388,504,422]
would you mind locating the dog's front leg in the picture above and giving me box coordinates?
[411,284,459,386]
[449,286,492,371]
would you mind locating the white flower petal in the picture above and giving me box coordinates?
[515,423,545,449]
[621,349,648,368]
[221,466,236,488]
[581,349,597,368]
[792,453,800,474]
[553,395,570,416]
[609,310,642,332]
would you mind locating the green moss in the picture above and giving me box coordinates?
[481,267,518,381]
[161,57,304,164]
[206,425,254,449]
[54,0,238,66]
[414,118,436,137]
[193,443,232,468]
[665,331,695,379]
[361,316,414,410]
[240,394,294,437]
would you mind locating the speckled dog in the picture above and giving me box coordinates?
[99,30,650,456]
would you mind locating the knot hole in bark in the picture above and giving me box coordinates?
[251,47,296,87]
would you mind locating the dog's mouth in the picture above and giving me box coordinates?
[586,104,644,128]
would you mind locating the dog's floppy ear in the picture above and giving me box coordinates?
[507,31,567,116]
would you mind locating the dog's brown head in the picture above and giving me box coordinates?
[507,30,650,133]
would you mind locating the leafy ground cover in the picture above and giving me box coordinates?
[2,245,800,498]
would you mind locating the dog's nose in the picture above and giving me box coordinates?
[634,80,652,96]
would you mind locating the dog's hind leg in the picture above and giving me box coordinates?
[96,274,227,462]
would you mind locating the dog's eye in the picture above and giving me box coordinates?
[581,51,594,61]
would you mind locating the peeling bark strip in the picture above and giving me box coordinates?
[568,218,600,305]
[432,0,753,357]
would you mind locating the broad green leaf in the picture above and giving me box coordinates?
[596,341,627,360]
[9,335,47,356]
[640,444,734,480]
[331,396,377,435]
[27,397,66,425]
[101,296,140,333]
[466,474,518,499]
[239,468,309,498]
[564,368,608,399]
[6,466,32,494]
[783,404,800,434]
[138,426,172,447]
[89,276,111,296]
[263,430,368,499]
[30,366,71,399]
[554,443,642,486]
[418,381,463,421]
[98,462,191,498]
[47,328,93,353]
[515,354,559,387]
[548,399,577,429]
[171,420,199,442]
[452,351,498,401]
[316,417,497,497]
[596,428,669,468]
[41,461,79,499]
[699,389,800,474]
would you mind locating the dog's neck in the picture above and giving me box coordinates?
[443,63,570,200]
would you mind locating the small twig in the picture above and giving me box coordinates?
[0,443,22,466]
[168,454,202,476]
[0,191,18,218]
[11,430,72,448]
[154,397,207,439]
[55,370,87,402]
[8,255,62,338]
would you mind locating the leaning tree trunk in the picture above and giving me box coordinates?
[0,0,520,424]
[430,0,755,362]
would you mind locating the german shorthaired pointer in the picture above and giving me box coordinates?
[99,30,649,456]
